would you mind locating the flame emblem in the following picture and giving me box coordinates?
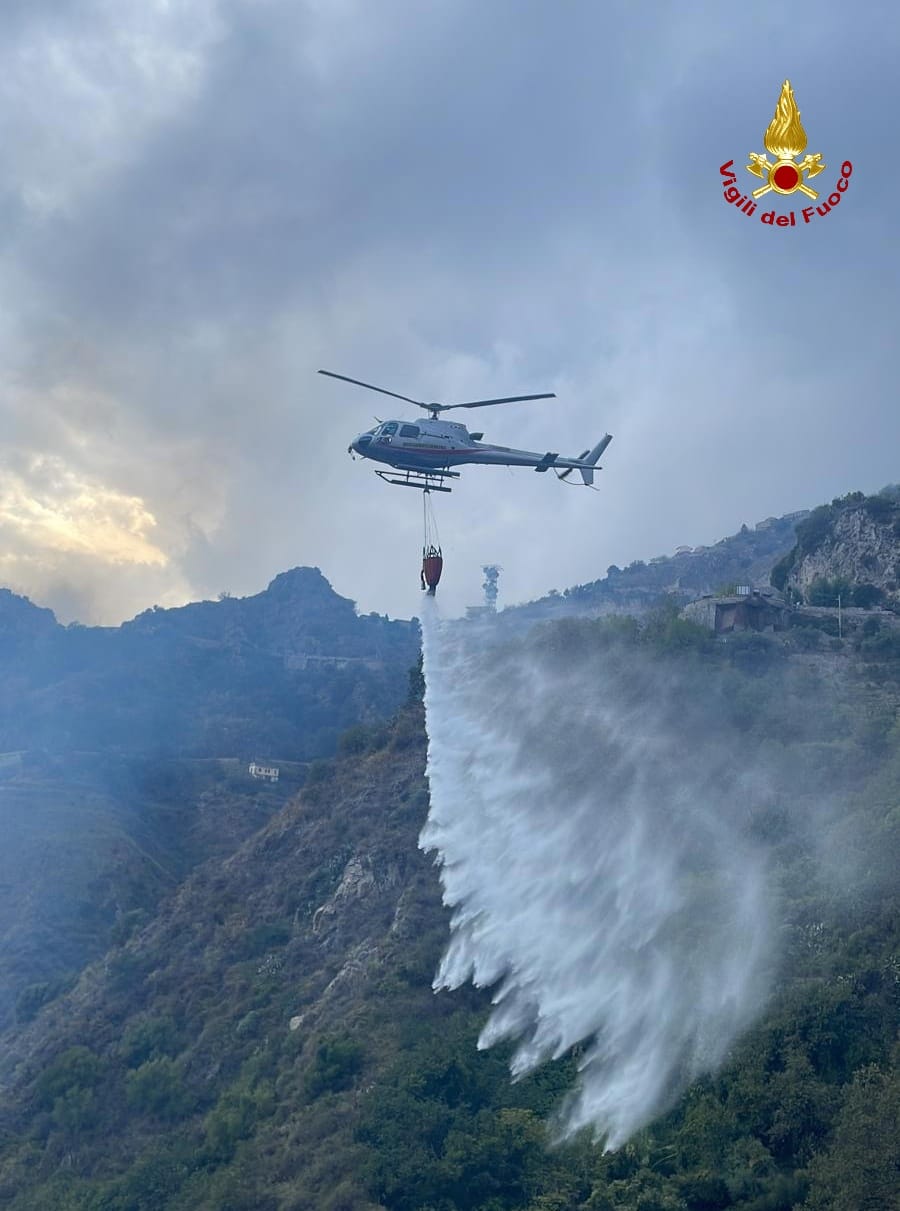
[746,81,825,199]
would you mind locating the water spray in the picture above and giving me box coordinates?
[419,613,775,1148]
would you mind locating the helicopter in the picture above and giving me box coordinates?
[319,369,612,493]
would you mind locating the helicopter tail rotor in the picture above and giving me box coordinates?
[556,435,613,486]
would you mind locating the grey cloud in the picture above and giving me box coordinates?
[0,0,897,623]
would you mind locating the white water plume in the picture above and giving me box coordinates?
[419,608,776,1149]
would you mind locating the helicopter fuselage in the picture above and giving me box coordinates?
[323,367,610,490]
[350,418,567,472]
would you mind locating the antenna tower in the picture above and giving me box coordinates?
[482,565,501,612]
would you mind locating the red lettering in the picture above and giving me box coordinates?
[719,160,737,184]
[841,161,853,178]
[801,206,815,223]
[837,177,848,192]
[829,192,840,206]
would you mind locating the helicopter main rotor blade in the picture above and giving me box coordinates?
[318,370,424,407]
[439,393,557,411]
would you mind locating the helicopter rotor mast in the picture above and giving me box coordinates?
[317,369,555,419]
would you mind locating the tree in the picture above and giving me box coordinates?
[850,583,883,609]
[807,577,852,607]
[804,1064,900,1210]
[126,1058,193,1120]
[304,1035,364,1099]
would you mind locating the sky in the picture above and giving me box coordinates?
[1,0,898,625]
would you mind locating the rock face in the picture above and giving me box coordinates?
[775,495,900,606]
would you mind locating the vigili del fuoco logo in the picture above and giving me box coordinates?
[720,80,852,227]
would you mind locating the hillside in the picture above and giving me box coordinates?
[0,568,419,759]
[0,609,898,1210]
[0,754,307,1035]
[505,510,807,624]
[0,569,420,1039]
[771,489,900,608]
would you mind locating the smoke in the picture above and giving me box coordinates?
[419,608,777,1148]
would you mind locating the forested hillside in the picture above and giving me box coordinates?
[0,569,419,1042]
[0,567,418,759]
[1,607,898,1211]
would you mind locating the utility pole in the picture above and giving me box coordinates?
[837,592,842,638]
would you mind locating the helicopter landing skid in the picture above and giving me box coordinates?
[374,468,458,493]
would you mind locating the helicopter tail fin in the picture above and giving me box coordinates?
[556,434,613,485]
[578,434,613,485]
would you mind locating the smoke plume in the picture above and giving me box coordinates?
[419,608,776,1148]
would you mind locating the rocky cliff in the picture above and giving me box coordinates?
[771,490,900,607]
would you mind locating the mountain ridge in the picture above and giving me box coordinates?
[0,491,898,1209]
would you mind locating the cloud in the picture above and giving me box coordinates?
[0,456,166,566]
[0,0,897,623]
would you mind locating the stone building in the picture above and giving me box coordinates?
[682,586,789,634]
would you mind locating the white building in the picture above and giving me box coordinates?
[249,762,279,783]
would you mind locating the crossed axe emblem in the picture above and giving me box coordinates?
[751,151,828,198]
[746,152,826,200]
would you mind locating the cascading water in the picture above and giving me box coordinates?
[419,607,776,1148]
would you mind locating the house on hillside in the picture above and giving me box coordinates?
[249,762,280,783]
[682,586,789,634]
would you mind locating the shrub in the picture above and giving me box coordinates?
[304,1035,364,1099]
[204,1079,276,1163]
[119,1015,180,1068]
[111,908,149,947]
[795,504,837,557]
[305,760,333,785]
[807,577,852,607]
[35,1046,105,1110]
[771,553,794,591]
[862,493,897,522]
[850,583,883,609]
[14,978,72,1024]
[338,724,383,757]
[789,627,821,652]
[125,1058,193,1120]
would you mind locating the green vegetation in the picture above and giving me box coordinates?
[305,1035,365,1099]
[0,567,420,1034]
[771,489,900,603]
[0,599,897,1209]
[126,1059,195,1121]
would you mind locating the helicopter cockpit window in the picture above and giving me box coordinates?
[399,424,420,438]
[381,422,398,436]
